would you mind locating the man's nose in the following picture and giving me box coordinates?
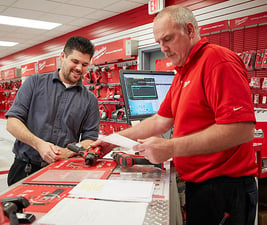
[160,44,169,53]
[75,64,82,71]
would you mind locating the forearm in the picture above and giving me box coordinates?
[134,121,255,164]
[171,122,255,157]
[6,117,44,150]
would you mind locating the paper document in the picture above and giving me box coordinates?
[100,133,139,150]
[69,178,154,202]
[37,198,148,225]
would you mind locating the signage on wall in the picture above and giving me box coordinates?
[21,62,37,77]
[2,68,20,80]
[199,20,229,35]
[38,56,60,74]
[91,38,138,65]
[230,12,267,29]
[148,0,164,15]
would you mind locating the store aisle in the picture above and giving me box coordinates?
[0,119,15,192]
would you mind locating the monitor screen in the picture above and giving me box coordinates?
[119,70,175,123]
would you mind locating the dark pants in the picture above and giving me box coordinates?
[7,158,44,186]
[185,176,258,225]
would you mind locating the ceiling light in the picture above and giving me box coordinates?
[0,15,61,30]
[0,41,18,47]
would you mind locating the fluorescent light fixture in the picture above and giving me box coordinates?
[0,41,18,47]
[0,15,61,30]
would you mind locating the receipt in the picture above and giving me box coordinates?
[100,133,139,150]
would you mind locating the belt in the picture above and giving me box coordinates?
[208,175,255,184]
[15,157,48,168]
[188,175,255,186]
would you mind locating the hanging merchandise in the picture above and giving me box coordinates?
[0,68,22,119]
[87,38,138,135]
[250,77,261,89]
[262,50,267,69]
[255,49,265,69]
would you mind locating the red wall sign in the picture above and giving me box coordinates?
[21,62,37,77]
[2,68,16,80]
[199,20,229,35]
[38,56,59,74]
[91,38,138,65]
[230,12,267,29]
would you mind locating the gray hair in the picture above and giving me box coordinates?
[154,5,199,35]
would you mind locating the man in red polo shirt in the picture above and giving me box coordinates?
[92,5,258,225]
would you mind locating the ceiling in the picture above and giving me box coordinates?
[0,0,147,59]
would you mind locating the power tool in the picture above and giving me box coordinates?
[67,143,105,166]
[111,152,162,168]
[1,196,35,225]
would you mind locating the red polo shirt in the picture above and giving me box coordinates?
[158,38,257,182]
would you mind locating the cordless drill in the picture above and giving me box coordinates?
[67,143,104,166]
[111,152,162,169]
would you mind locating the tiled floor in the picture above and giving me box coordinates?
[0,119,15,193]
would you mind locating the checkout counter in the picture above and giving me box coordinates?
[0,151,181,225]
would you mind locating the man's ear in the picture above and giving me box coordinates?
[60,51,65,59]
[186,22,195,38]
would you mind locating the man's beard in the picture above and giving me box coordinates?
[63,70,82,84]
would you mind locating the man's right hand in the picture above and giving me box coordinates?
[90,139,116,155]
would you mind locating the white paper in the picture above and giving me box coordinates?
[100,133,139,150]
[69,179,154,202]
[36,198,148,225]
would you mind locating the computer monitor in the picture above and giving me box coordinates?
[119,70,175,124]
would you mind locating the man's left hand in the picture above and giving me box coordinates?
[55,146,77,159]
[133,136,173,164]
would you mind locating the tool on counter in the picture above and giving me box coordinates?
[111,152,162,168]
[42,189,65,201]
[67,143,105,166]
[1,196,35,224]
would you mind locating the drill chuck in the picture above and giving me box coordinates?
[67,143,104,166]
[85,153,98,166]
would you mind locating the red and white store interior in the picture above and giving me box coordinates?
[0,0,267,224]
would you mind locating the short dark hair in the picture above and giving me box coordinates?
[63,36,95,59]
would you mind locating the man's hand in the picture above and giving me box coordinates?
[90,139,116,155]
[55,146,77,159]
[36,141,61,164]
[133,136,173,164]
